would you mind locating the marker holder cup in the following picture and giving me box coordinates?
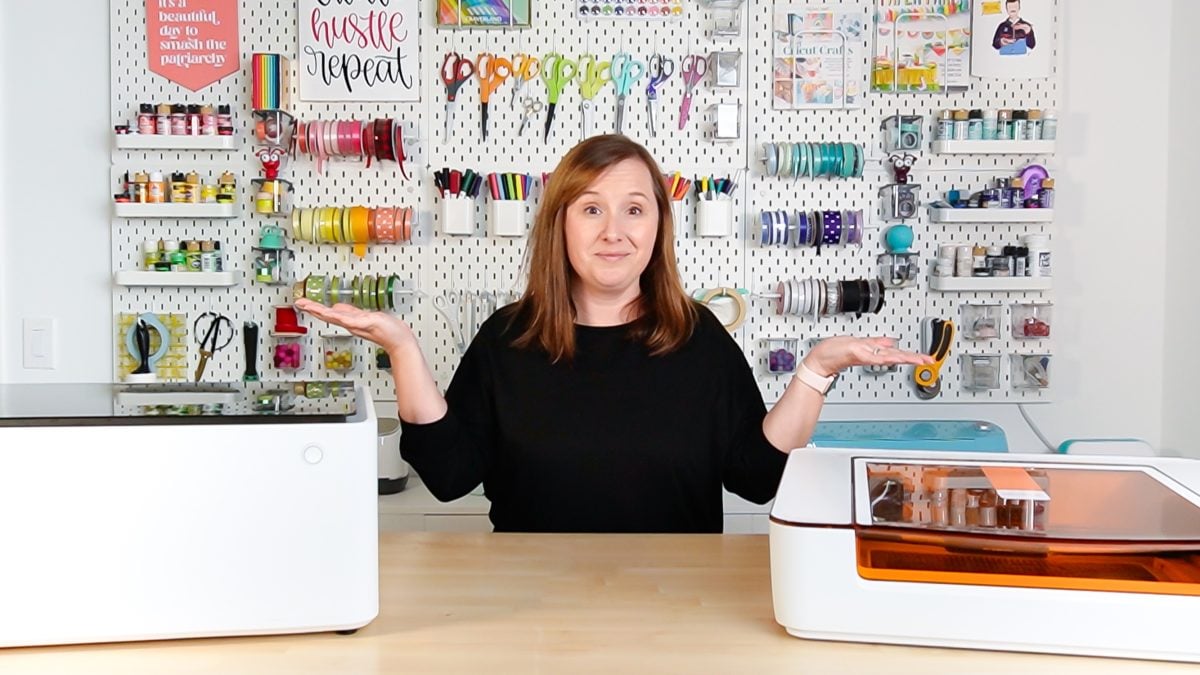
[489,199,526,238]
[696,199,734,237]
[441,195,475,236]
[670,201,685,230]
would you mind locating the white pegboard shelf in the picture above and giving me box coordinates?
[929,207,1054,223]
[113,202,238,219]
[932,140,1056,155]
[930,276,1053,292]
[114,271,240,286]
[114,134,238,151]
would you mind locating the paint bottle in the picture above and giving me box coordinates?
[1014,246,1028,277]
[1041,109,1058,140]
[217,172,238,203]
[131,172,150,203]
[972,246,988,277]
[185,240,203,271]
[217,104,234,136]
[185,171,202,204]
[997,109,1012,141]
[1038,178,1055,209]
[936,109,955,140]
[147,171,166,203]
[142,239,160,271]
[171,104,188,136]
[201,105,218,135]
[162,239,182,271]
[952,109,969,141]
[213,241,224,271]
[1025,109,1043,141]
[1011,110,1028,141]
[982,109,998,141]
[187,104,202,136]
[170,172,190,203]
[156,103,172,135]
[1009,177,1025,209]
[200,240,218,272]
[966,109,983,140]
[137,104,155,135]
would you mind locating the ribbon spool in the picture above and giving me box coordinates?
[123,312,170,383]
[295,118,410,179]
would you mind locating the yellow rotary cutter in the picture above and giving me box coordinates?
[914,318,954,399]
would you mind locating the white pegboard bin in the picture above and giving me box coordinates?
[114,134,239,151]
[114,203,239,219]
[932,140,1056,155]
[929,276,1053,293]
[115,271,241,287]
[929,207,1054,224]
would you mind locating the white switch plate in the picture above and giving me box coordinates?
[23,318,56,370]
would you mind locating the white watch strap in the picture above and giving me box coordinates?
[794,361,835,395]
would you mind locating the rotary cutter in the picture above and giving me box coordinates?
[914,318,954,399]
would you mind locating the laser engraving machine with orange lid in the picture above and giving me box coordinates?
[769,448,1200,663]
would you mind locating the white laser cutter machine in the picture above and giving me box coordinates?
[770,447,1200,663]
[0,382,378,648]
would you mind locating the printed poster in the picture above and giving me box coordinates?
[872,0,972,92]
[145,0,239,91]
[299,0,420,102]
[772,6,867,109]
[971,0,1053,79]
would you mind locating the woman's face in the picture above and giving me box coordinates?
[564,157,659,301]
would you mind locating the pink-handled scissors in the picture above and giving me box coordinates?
[678,54,707,131]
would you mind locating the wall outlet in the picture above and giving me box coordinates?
[22,318,56,370]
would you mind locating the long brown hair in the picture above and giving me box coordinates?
[512,135,697,362]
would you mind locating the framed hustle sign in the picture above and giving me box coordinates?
[298,0,421,102]
[145,0,239,91]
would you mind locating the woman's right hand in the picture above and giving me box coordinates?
[293,298,415,354]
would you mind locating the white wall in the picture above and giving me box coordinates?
[0,0,1182,454]
[1162,0,1200,456]
[0,1,112,383]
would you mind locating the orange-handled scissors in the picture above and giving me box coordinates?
[509,53,541,108]
[476,53,512,141]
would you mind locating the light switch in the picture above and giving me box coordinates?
[23,318,56,370]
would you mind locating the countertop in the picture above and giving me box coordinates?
[5,534,1193,674]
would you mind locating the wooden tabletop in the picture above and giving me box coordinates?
[5,533,1192,673]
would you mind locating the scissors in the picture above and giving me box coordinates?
[509,53,541,108]
[679,53,707,131]
[441,52,476,142]
[576,54,611,139]
[610,52,645,135]
[540,52,578,142]
[645,54,674,137]
[193,311,233,382]
[476,53,512,141]
[518,97,544,135]
[432,292,466,354]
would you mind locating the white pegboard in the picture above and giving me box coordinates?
[110,0,1057,405]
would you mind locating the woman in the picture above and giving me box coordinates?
[297,135,930,533]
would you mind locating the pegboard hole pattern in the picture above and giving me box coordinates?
[110,0,1057,404]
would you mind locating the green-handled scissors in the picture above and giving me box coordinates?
[541,52,578,142]
[576,54,611,140]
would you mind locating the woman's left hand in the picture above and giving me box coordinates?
[803,336,934,378]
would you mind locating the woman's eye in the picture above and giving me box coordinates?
[628,206,643,215]
[584,205,601,215]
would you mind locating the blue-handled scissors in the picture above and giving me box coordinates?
[645,54,674,138]
[576,54,611,140]
[610,52,645,135]
[441,52,476,142]
[678,53,707,131]
[541,52,578,142]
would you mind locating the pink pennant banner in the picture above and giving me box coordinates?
[146,0,239,91]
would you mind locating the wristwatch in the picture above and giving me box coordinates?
[795,361,838,396]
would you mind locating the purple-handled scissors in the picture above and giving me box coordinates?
[678,54,707,131]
